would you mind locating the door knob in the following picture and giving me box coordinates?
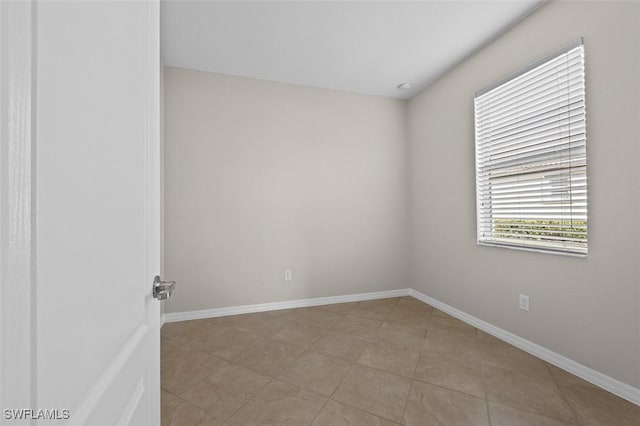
[153,276,175,301]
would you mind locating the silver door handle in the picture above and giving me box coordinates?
[153,275,175,301]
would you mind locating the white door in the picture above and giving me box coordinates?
[0,1,164,425]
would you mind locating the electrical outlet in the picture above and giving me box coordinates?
[519,294,529,311]
[284,270,292,281]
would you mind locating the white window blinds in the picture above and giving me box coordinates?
[474,40,587,256]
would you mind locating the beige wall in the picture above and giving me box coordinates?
[163,0,639,389]
[408,1,640,388]
[164,67,408,313]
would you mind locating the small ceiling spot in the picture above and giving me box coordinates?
[397,83,412,90]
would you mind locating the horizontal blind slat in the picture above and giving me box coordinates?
[477,127,585,155]
[487,232,587,243]
[481,142,586,169]
[477,50,584,106]
[477,132,586,161]
[477,99,585,141]
[478,104,585,146]
[479,116,585,150]
[478,220,587,229]
[476,72,584,119]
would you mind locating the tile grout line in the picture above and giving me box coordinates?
[398,306,433,425]
[160,386,187,405]
[176,312,308,423]
[478,335,494,426]
[324,298,437,425]
[225,299,388,425]
[270,321,321,423]
[281,299,400,425]
[398,359,420,425]
[159,388,189,426]
[308,358,355,424]
[322,298,409,424]
[313,298,401,424]
[218,311,325,423]
[480,360,584,425]
[220,376,275,424]
[543,360,583,425]
[164,331,274,424]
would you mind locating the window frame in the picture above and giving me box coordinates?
[474,39,588,257]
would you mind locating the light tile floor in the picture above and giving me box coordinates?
[161,297,639,426]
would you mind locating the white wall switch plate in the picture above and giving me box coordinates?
[284,270,292,281]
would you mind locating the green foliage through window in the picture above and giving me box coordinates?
[493,219,587,241]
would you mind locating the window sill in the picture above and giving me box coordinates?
[477,241,587,258]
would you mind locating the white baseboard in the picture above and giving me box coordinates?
[408,288,640,406]
[162,288,411,323]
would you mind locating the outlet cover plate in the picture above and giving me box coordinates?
[519,294,529,311]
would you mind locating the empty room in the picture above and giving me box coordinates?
[1,1,639,426]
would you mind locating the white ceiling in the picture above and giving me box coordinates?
[161,1,543,99]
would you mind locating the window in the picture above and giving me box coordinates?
[474,40,587,256]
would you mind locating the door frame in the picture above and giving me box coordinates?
[0,0,36,414]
